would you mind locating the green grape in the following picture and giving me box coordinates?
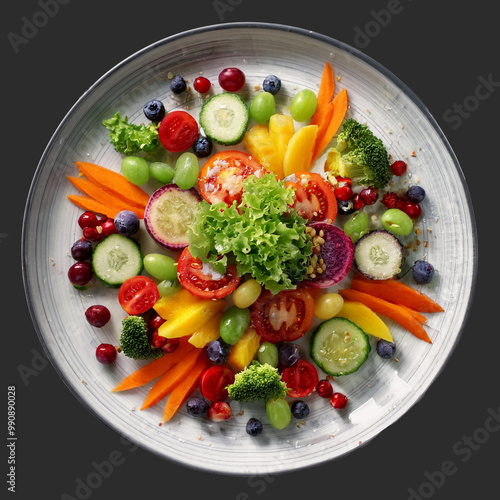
[344,211,369,243]
[121,156,150,185]
[249,91,276,124]
[174,152,199,189]
[257,342,279,367]
[266,398,291,430]
[157,279,181,297]
[381,208,413,236]
[149,161,174,184]
[232,278,262,309]
[143,253,177,281]
[219,306,251,345]
[290,89,317,122]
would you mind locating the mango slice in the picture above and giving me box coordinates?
[228,327,261,372]
[283,125,318,177]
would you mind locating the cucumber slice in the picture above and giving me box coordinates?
[199,93,249,145]
[92,234,143,287]
[310,317,371,376]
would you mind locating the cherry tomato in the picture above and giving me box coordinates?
[281,359,319,398]
[200,365,235,402]
[158,111,198,153]
[285,172,337,222]
[177,247,241,300]
[197,150,265,205]
[250,289,315,343]
[118,276,160,315]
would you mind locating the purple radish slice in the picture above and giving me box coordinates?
[144,184,201,250]
[303,223,354,288]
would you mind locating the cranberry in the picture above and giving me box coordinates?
[390,160,407,176]
[85,305,111,328]
[193,76,211,93]
[382,192,399,209]
[352,193,365,211]
[95,343,117,364]
[161,338,180,353]
[151,329,167,349]
[360,186,378,205]
[316,380,333,398]
[402,200,422,219]
[78,211,99,229]
[330,392,348,409]
[68,262,93,287]
[334,184,354,201]
[207,401,232,421]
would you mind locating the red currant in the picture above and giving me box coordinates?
[316,380,333,398]
[330,392,348,409]
[352,193,365,211]
[193,76,211,93]
[360,186,378,205]
[95,344,117,364]
[390,160,407,176]
[334,183,354,201]
[151,329,167,349]
[382,192,399,209]
[148,313,165,332]
[207,401,232,421]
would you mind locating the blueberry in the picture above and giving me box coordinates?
[114,210,140,237]
[278,343,300,367]
[71,239,93,261]
[407,185,426,203]
[262,75,281,95]
[192,136,213,158]
[412,260,435,284]
[291,401,309,419]
[206,339,229,365]
[143,99,166,122]
[376,339,396,359]
[186,397,209,417]
[246,418,263,436]
[337,199,355,215]
[170,75,187,94]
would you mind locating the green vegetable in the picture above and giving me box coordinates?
[325,118,391,189]
[102,112,160,155]
[188,173,312,294]
[120,316,163,360]
[226,361,288,402]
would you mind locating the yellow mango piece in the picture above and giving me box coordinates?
[269,114,294,168]
[153,288,200,320]
[282,125,319,177]
[337,300,394,343]
[228,327,261,372]
[188,312,223,348]
[158,299,226,339]
[244,124,283,179]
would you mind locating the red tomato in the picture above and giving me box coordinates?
[285,172,337,222]
[197,150,265,205]
[250,289,315,343]
[281,359,319,398]
[200,365,235,402]
[177,247,240,299]
[118,276,160,315]
[158,111,198,152]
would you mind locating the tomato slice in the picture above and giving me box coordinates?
[198,150,266,205]
[158,110,198,152]
[281,360,319,398]
[285,172,337,223]
[200,365,235,402]
[250,289,315,343]
[118,276,160,315]
[177,247,241,299]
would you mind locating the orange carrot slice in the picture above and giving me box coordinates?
[310,62,335,128]
[339,288,432,343]
[67,194,121,219]
[400,305,428,324]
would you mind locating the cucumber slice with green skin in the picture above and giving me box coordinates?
[199,93,250,145]
[92,234,143,287]
[310,317,371,376]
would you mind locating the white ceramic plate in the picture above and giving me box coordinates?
[22,23,477,474]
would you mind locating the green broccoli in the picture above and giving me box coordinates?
[226,362,289,402]
[120,316,163,360]
[325,118,391,189]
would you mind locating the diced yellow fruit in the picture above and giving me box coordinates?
[188,312,223,348]
[228,326,261,372]
[269,114,294,168]
[158,299,226,339]
[244,124,283,179]
[282,125,319,177]
[153,288,200,320]
[337,300,394,343]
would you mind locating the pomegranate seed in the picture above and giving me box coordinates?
[382,192,399,209]
[95,343,117,364]
[151,329,167,349]
[402,200,422,219]
[334,185,354,201]
[161,338,180,353]
[352,193,365,210]
[78,211,99,229]
[208,401,232,421]
[193,76,211,93]
[316,380,333,398]
[391,160,407,176]
[148,313,165,332]
[85,305,111,328]
[330,392,348,409]
[360,186,378,205]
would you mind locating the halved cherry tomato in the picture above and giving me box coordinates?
[177,247,240,299]
[250,289,315,343]
[285,172,337,222]
[118,276,160,315]
[281,359,319,398]
[198,150,265,205]
[158,110,198,152]
[200,365,235,402]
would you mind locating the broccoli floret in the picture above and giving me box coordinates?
[325,118,391,189]
[226,362,288,402]
[120,316,163,360]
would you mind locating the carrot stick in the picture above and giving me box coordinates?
[67,194,121,219]
[111,340,194,392]
[339,288,432,343]
[310,62,335,128]
[400,305,428,324]
[350,276,444,313]
[162,355,210,422]
[140,348,203,410]
[75,161,150,209]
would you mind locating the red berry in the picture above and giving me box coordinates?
[82,226,105,242]
[390,160,407,176]
[78,211,99,229]
[360,186,378,205]
[193,76,211,93]
[85,305,111,328]
[95,343,117,364]
[402,200,422,219]
[396,197,407,211]
[161,338,180,353]
[382,192,399,209]
[330,392,348,409]
[151,329,167,349]
[334,184,354,201]
[101,218,118,237]
[148,313,165,332]
[218,67,245,92]
[68,262,93,287]
[208,401,232,421]
[316,380,333,398]
[352,193,365,210]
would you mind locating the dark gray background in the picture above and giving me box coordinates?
[4,0,497,498]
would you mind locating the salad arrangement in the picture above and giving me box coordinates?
[65,62,443,434]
